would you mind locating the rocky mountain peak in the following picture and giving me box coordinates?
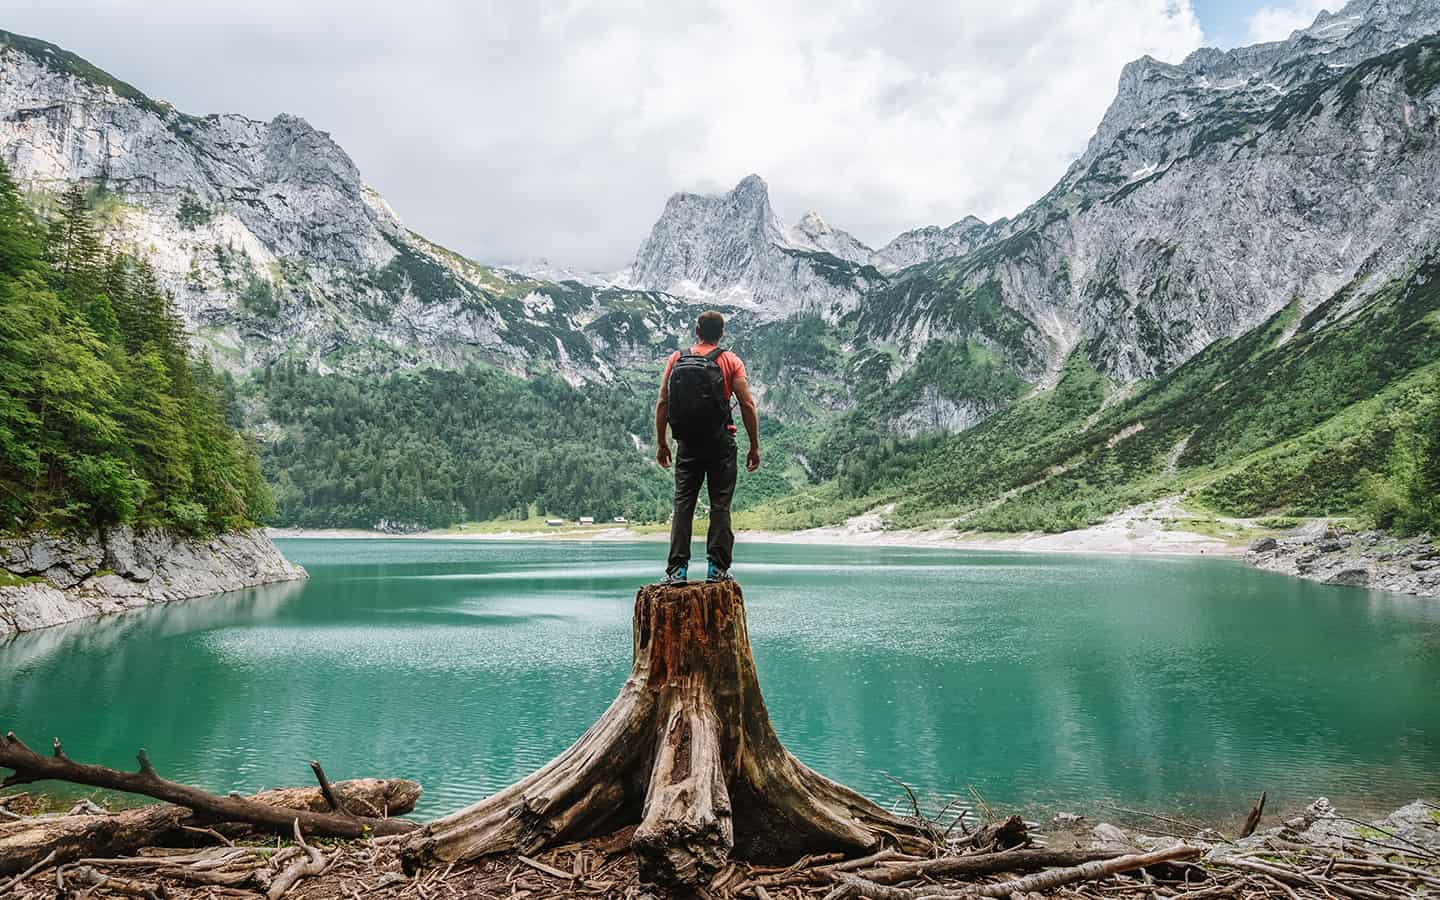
[0,28,719,382]
[629,174,875,314]
[871,216,990,272]
[788,210,874,265]
[1061,0,1440,200]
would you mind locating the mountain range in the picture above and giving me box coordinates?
[2,0,1439,531]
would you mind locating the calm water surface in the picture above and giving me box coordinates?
[3,539,1438,819]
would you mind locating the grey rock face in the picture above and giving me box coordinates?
[627,174,881,318]
[0,527,306,638]
[630,0,1440,391]
[0,30,699,383]
[946,0,1440,382]
[871,216,991,272]
[787,211,874,265]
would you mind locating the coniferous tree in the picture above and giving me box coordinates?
[0,162,271,535]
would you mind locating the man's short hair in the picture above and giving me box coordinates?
[696,310,725,343]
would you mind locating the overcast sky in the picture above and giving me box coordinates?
[6,0,1338,270]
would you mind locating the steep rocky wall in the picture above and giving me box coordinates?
[0,528,306,638]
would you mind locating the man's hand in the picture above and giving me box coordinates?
[746,445,761,472]
[657,443,672,469]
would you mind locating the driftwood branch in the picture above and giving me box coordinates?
[0,733,416,840]
[0,848,58,893]
[0,778,420,877]
[64,864,167,900]
[838,844,1201,899]
[950,814,1026,851]
[309,761,344,814]
[1240,791,1266,838]
[861,846,1125,885]
[266,820,327,900]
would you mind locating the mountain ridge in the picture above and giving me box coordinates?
[3,10,1440,533]
[0,27,717,384]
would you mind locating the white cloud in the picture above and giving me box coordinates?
[3,0,1205,270]
[1246,1,1334,44]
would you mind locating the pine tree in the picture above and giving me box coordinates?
[1419,396,1440,533]
[0,162,271,534]
[50,184,106,311]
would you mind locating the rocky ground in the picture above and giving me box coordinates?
[1,791,1435,899]
[1246,523,1440,599]
[0,527,307,638]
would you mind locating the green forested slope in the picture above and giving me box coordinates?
[743,261,1440,535]
[0,163,270,535]
[256,365,669,528]
[248,261,1440,535]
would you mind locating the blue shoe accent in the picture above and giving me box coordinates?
[706,561,733,583]
[660,565,688,586]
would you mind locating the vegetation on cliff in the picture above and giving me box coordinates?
[242,260,1440,535]
[737,262,1440,535]
[0,163,270,535]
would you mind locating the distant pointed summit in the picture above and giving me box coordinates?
[628,176,878,315]
[787,210,873,265]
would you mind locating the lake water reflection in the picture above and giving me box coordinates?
[3,539,1437,819]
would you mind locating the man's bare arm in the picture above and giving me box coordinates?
[654,378,672,468]
[732,375,761,471]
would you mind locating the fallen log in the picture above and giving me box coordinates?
[951,815,1027,851]
[0,735,417,841]
[398,581,932,887]
[0,804,184,879]
[0,777,420,876]
[860,846,1127,885]
[836,844,1201,898]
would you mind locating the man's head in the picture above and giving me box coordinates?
[696,310,725,344]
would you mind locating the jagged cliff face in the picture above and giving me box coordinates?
[931,0,1440,381]
[4,0,1439,438]
[0,29,703,381]
[870,217,993,272]
[628,0,1440,389]
[627,174,883,318]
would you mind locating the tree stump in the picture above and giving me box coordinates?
[398,581,928,886]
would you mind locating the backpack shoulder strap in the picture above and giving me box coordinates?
[703,347,725,362]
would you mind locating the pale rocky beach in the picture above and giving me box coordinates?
[267,497,1243,557]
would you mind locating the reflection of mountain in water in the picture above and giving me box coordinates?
[0,579,304,673]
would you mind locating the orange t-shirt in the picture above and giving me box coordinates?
[663,344,747,433]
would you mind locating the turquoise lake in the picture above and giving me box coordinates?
[2,539,1438,821]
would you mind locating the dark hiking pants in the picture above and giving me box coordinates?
[667,435,737,573]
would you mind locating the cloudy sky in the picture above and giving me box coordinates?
[7,0,1338,270]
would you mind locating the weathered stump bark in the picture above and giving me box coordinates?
[399,581,929,885]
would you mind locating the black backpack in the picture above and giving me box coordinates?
[667,347,732,444]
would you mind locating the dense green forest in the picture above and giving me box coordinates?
[0,163,270,535]
[255,365,669,528]
[250,361,818,529]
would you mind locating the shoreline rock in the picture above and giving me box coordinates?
[1246,523,1439,599]
[0,527,306,638]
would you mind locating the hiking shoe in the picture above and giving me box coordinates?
[659,565,688,586]
[706,561,734,583]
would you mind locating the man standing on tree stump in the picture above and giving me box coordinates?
[656,310,761,585]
